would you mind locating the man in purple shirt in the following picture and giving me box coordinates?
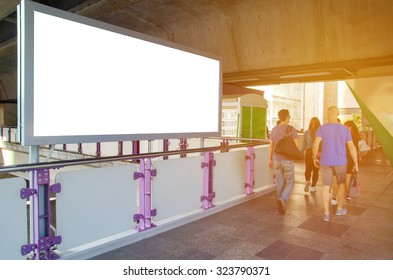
[312,106,358,222]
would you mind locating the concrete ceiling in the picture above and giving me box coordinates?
[1,0,393,102]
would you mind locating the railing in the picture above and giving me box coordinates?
[0,138,273,260]
[0,141,267,173]
[0,125,263,164]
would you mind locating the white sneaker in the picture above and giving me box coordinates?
[331,198,338,206]
[304,181,311,192]
[310,186,317,193]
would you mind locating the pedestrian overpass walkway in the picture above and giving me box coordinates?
[91,147,393,260]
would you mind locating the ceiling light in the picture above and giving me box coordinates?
[224,77,260,82]
[279,72,331,79]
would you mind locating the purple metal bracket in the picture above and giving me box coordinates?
[245,147,255,195]
[51,235,62,246]
[21,244,37,256]
[38,236,52,251]
[22,235,62,259]
[36,169,50,185]
[133,213,144,223]
[201,152,216,210]
[133,158,157,232]
[200,192,216,203]
[50,183,61,193]
[18,168,64,259]
[37,236,62,251]
[27,168,63,260]
[133,172,144,180]
[20,188,37,199]
[133,210,157,223]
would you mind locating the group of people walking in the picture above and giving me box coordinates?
[268,106,359,222]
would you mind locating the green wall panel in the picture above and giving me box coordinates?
[241,106,266,139]
[241,106,251,138]
[346,81,393,165]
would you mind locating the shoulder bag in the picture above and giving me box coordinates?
[348,171,360,198]
[274,126,304,160]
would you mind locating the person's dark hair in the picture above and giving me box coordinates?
[344,120,360,139]
[308,117,321,140]
[278,109,289,122]
[308,117,321,131]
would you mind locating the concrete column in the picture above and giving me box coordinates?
[323,81,339,123]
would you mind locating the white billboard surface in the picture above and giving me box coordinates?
[18,0,221,145]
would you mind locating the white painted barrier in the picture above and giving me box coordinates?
[0,177,28,260]
[0,143,273,259]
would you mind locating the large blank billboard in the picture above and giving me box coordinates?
[18,0,222,146]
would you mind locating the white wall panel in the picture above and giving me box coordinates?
[214,150,246,202]
[55,164,137,250]
[0,177,27,260]
[152,156,203,221]
[254,146,274,188]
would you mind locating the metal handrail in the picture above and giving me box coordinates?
[0,140,269,173]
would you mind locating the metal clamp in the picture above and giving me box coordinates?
[50,183,61,193]
[201,161,216,168]
[51,235,62,246]
[38,235,62,251]
[20,188,37,199]
[201,192,216,203]
[245,154,256,160]
[21,235,62,257]
[133,209,157,223]
[133,172,144,180]
[21,244,37,256]
[133,213,144,222]
[150,169,157,177]
[36,169,50,185]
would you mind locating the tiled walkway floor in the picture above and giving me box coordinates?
[91,148,393,260]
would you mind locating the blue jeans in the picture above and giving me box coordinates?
[274,160,295,202]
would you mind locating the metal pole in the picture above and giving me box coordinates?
[200,138,204,156]
[245,147,255,195]
[201,152,215,210]
[163,139,169,160]
[132,140,140,155]
[29,145,39,259]
[118,141,123,156]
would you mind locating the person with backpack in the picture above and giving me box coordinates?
[269,109,300,214]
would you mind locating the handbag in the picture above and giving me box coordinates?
[348,172,360,198]
[274,126,304,160]
[358,139,370,156]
